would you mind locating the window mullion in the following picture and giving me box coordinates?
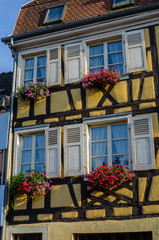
[32,135,36,170]
[104,42,107,69]
[34,57,37,83]
[107,125,112,166]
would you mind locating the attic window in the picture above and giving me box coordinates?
[112,0,134,9]
[43,4,66,24]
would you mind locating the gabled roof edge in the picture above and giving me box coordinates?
[2,2,159,44]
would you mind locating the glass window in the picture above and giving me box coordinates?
[24,56,46,86]
[21,134,45,173]
[112,0,133,9]
[44,4,66,24]
[89,40,123,75]
[90,123,128,170]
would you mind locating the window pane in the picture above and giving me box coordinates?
[108,41,122,53]
[25,58,34,69]
[111,124,127,139]
[37,67,46,78]
[89,56,104,68]
[37,56,46,67]
[88,235,98,240]
[21,164,31,173]
[112,154,129,167]
[23,136,32,149]
[112,139,128,154]
[90,44,104,56]
[22,150,32,163]
[109,64,123,75]
[108,52,123,65]
[92,157,107,170]
[92,142,107,156]
[92,127,107,141]
[15,233,42,240]
[47,6,64,22]
[35,163,45,172]
[116,234,126,240]
[24,69,33,80]
[36,135,45,148]
[35,149,45,163]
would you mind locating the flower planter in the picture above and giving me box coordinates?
[16,81,50,101]
[85,164,132,191]
[82,68,120,93]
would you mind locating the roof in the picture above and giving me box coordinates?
[12,0,159,36]
[0,72,12,96]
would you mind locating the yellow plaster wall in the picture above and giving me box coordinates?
[34,99,46,116]
[146,51,152,72]
[89,110,105,117]
[141,77,155,100]
[114,207,132,217]
[10,217,159,240]
[22,120,36,126]
[114,107,131,114]
[51,91,71,113]
[148,176,159,201]
[144,28,150,48]
[73,184,81,207]
[65,115,82,120]
[14,196,27,210]
[152,113,159,138]
[44,118,59,123]
[86,90,103,109]
[37,214,52,221]
[13,216,29,221]
[86,209,105,219]
[50,185,74,208]
[138,178,147,202]
[132,78,140,101]
[139,102,156,109]
[71,89,82,110]
[142,205,159,214]
[62,212,78,219]
[155,26,159,62]
[17,101,30,119]
[32,196,44,209]
[115,188,133,199]
[109,81,127,103]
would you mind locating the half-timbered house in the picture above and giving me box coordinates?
[2,0,159,239]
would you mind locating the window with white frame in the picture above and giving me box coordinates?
[85,29,147,78]
[112,0,134,9]
[90,123,129,170]
[13,126,61,178]
[21,134,45,173]
[89,40,124,75]
[24,55,46,86]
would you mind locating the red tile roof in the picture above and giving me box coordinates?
[12,0,159,36]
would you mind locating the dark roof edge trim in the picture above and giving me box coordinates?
[2,2,159,43]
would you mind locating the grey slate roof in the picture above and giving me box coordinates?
[0,72,12,96]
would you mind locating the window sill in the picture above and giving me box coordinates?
[119,74,129,81]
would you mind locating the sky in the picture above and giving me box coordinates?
[0,0,30,73]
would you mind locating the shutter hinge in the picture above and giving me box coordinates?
[83,132,87,136]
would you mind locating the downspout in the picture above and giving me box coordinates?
[1,37,17,240]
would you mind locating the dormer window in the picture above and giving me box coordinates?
[112,0,134,9]
[43,4,66,24]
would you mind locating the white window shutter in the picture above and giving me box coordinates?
[131,114,155,171]
[65,43,83,84]
[13,133,21,175]
[45,127,61,178]
[64,124,83,176]
[83,123,89,175]
[47,46,61,86]
[125,29,147,73]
